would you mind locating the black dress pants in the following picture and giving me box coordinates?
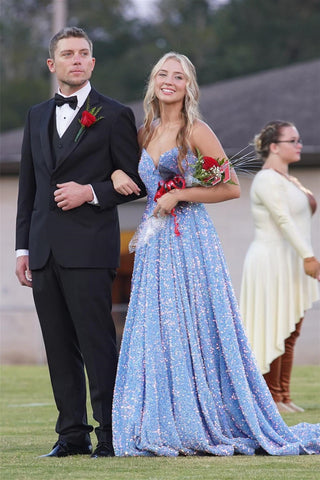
[32,254,117,445]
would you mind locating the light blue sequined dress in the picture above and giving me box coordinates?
[112,148,320,456]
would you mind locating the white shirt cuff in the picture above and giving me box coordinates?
[16,249,29,257]
[88,185,99,205]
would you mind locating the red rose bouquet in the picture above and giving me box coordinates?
[130,145,258,250]
[153,149,237,237]
[188,148,235,186]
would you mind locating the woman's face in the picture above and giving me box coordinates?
[154,58,187,105]
[274,126,303,165]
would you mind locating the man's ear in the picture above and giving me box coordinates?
[47,58,55,73]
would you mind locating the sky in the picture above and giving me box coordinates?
[130,0,157,18]
[130,0,228,18]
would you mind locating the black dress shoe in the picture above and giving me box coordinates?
[91,441,115,458]
[39,440,92,457]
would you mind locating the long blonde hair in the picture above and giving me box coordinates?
[142,52,201,171]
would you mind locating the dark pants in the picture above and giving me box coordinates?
[32,254,117,446]
[263,318,303,403]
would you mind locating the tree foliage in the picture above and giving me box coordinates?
[1,0,320,131]
[212,0,320,79]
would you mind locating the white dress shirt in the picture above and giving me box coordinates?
[55,82,91,137]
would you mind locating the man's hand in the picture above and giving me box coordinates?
[54,182,93,211]
[16,255,32,287]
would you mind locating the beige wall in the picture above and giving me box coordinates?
[1,170,319,364]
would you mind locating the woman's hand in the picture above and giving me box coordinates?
[153,190,179,217]
[304,256,320,281]
[111,169,141,196]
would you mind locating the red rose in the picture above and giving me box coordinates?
[202,156,219,170]
[74,100,103,142]
[80,110,97,127]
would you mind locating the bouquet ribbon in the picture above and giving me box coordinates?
[154,175,186,236]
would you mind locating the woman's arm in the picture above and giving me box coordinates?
[254,169,320,280]
[111,169,142,196]
[154,121,240,216]
[110,124,145,196]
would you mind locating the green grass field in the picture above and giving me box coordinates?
[1,365,320,480]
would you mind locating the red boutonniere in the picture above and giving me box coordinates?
[75,99,103,142]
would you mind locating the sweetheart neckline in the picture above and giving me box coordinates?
[143,147,178,169]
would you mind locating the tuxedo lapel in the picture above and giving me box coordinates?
[40,99,56,172]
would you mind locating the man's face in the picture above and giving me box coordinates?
[47,36,95,94]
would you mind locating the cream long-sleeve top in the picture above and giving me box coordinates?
[240,169,319,374]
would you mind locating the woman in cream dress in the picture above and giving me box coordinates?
[240,120,320,414]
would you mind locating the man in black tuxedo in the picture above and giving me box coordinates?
[15,27,145,458]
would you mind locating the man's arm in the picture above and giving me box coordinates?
[16,110,36,251]
[91,106,146,210]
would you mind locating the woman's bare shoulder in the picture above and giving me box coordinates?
[189,120,224,156]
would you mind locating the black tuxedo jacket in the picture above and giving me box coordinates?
[16,87,145,269]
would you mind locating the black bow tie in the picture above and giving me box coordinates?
[54,93,78,110]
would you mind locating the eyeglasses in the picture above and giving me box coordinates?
[275,139,303,146]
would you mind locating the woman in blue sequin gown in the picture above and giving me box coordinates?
[111,53,320,456]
